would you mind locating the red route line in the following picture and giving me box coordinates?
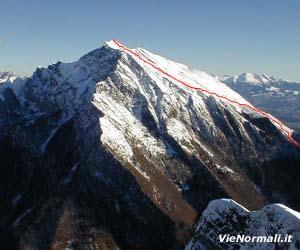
[112,39,300,148]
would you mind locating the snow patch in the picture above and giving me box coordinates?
[216,164,235,174]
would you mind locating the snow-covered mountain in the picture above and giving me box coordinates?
[0,71,27,97]
[0,71,20,83]
[0,41,299,249]
[186,198,300,250]
[221,73,278,86]
[221,73,300,132]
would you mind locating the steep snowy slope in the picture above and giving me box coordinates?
[0,41,299,249]
[221,73,300,132]
[186,198,300,250]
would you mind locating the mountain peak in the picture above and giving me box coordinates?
[103,39,120,50]
[221,72,278,86]
[0,71,19,83]
[1,40,300,250]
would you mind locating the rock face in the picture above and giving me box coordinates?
[185,199,300,250]
[0,41,299,249]
[221,73,300,132]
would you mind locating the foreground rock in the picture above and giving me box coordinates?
[186,199,300,250]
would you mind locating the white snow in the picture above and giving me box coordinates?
[200,144,214,157]
[198,199,249,225]
[222,73,275,86]
[167,118,192,142]
[104,40,121,50]
[216,164,235,174]
[132,47,251,106]
[111,42,297,139]
[0,72,27,101]
[266,86,280,92]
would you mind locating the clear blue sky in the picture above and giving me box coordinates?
[1,0,300,81]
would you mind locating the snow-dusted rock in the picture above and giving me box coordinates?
[186,198,300,250]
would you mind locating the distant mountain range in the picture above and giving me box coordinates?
[0,41,299,249]
[220,73,300,133]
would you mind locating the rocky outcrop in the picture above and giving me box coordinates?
[185,199,300,250]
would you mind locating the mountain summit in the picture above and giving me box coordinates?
[0,41,299,249]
